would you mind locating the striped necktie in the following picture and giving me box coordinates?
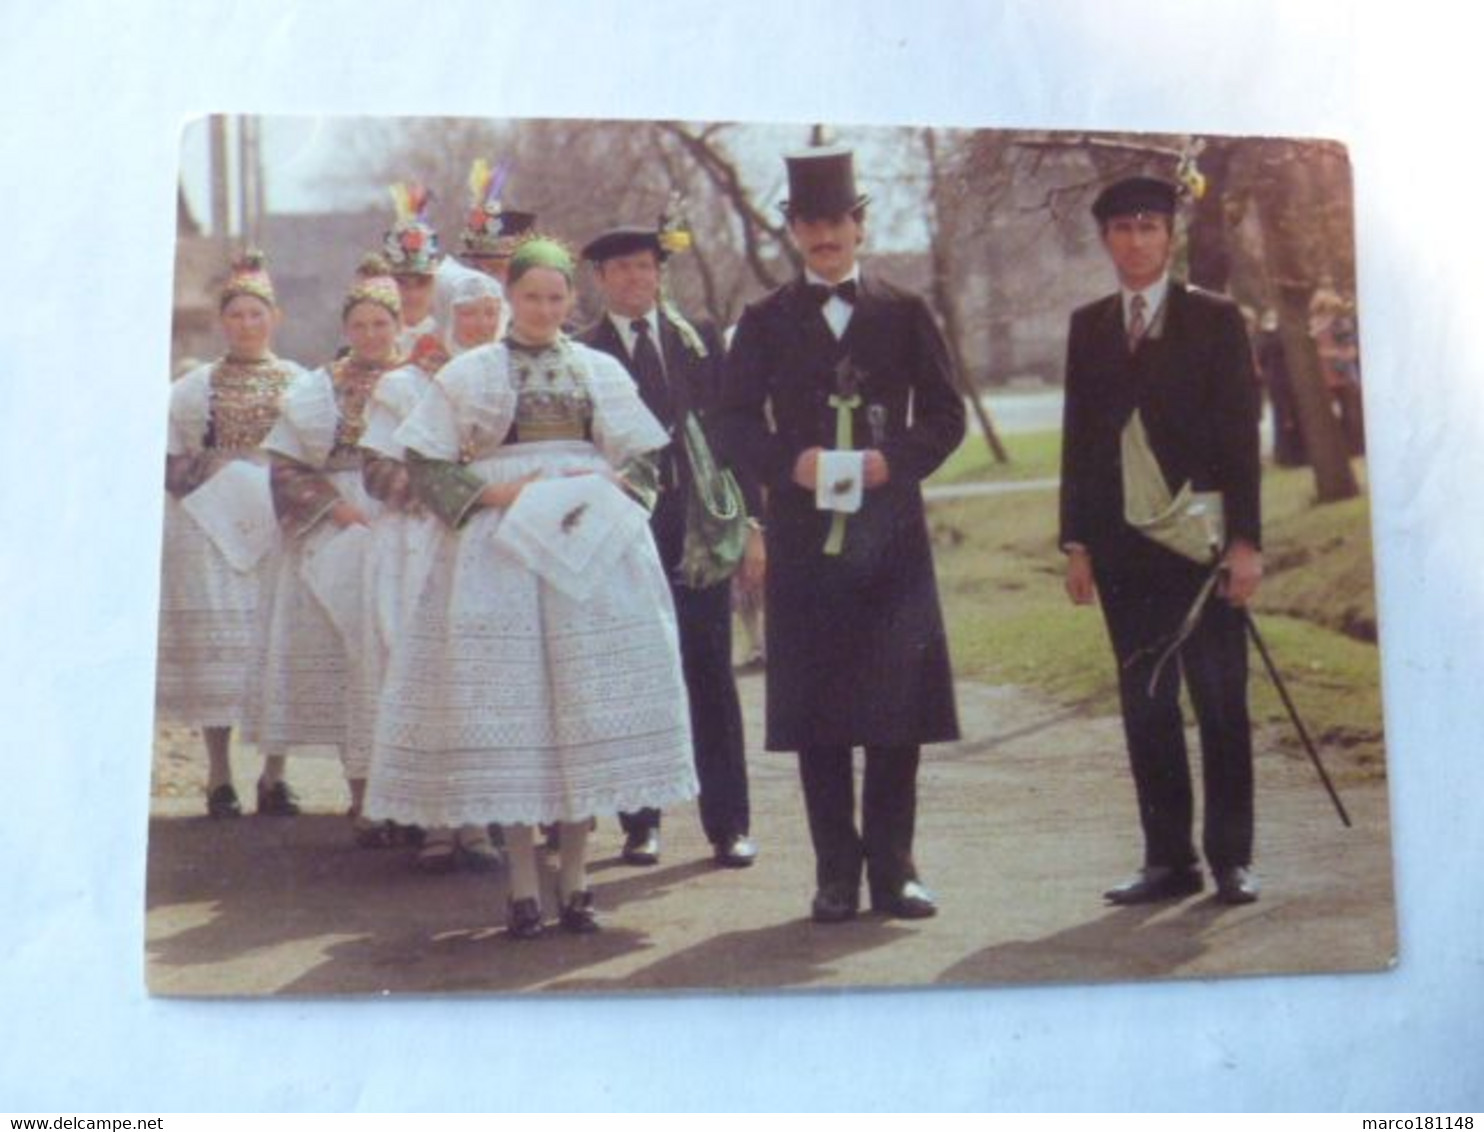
[1127,293,1148,353]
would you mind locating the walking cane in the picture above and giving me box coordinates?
[1243,610,1353,828]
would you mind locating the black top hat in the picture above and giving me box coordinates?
[581,226,667,264]
[780,145,870,220]
[1091,176,1178,223]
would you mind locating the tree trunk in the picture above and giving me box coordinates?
[1252,141,1358,502]
[923,128,1008,464]
[1186,140,1236,292]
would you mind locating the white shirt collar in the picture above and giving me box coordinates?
[609,307,662,362]
[1121,274,1170,327]
[805,266,861,340]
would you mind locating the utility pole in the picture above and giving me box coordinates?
[209,114,230,250]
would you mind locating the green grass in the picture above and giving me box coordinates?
[927,459,1386,776]
[927,428,1063,485]
[1259,462,1376,641]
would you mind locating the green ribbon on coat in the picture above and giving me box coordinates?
[823,392,861,556]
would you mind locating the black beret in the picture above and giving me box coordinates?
[581,226,666,264]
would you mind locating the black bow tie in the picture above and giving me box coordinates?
[807,279,858,306]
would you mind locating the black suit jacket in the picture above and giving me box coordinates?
[1059,281,1261,572]
[577,309,741,570]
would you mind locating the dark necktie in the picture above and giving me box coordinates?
[806,279,858,306]
[630,318,672,426]
[1127,293,1148,353]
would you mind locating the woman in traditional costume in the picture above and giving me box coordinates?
[359,270,505,872]
[157,251,304,817]
[367,237,696,938]
[383,182,445,362]
[247,254,405,844]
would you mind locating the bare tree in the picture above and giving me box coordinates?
[920,127,1008,463]
[652,121,799,292]
[1241,138,1359,501]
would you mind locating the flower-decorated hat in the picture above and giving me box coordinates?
[582,196,694,265]
[657,192,693,256]
[461,158,537,257]
[342,253,402,319]
[382,182,442,276]
[219,248,277,310]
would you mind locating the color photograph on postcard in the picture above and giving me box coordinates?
[147,114,1389,996]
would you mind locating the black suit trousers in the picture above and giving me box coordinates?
[797,743,920,900]
[1094,557,1255,870]
[621,577,750,845]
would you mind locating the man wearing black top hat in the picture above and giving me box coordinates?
[1060,175,1263,906]
[577,225,758,870]
[715,146,964,922]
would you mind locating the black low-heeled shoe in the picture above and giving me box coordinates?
[206,784,242,819]
[506,897,545,940]
[256,779,301,817]
[558,890,600,934]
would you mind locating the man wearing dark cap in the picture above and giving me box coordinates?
[578,225,758,870]
[716,146,964,922]
[1060,175,1263,906]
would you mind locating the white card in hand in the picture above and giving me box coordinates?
[815,450,865,514]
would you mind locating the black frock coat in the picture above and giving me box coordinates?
[717,273,965,752]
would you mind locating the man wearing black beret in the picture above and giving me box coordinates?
[715,146,964,922]
[1060,175,1264,906]
[578,225,758,870]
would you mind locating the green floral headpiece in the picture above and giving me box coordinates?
[507,235,576,284]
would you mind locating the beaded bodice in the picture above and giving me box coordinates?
[207,355,296,451]
[507,339,593,443]
[328,354,400,454]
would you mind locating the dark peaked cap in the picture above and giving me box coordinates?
[780,145,870,219]
[581,226,666,263]
[1092,176,1178,222]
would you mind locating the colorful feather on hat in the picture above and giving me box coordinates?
[467,158,512,210]
[468,159,492,202]
[488,160,510,204]
[389,181,434,221]
[388,182,412,222]
[407,182,432,218]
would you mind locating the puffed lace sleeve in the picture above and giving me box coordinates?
[262,367,338,467]
[361,366,430,505]
[164,364,215,497]
[166,364,213,457]
[263,368,341,536]
[362,365,429,460]
[579,345,668,511]
[582,345,670,466]
[398,346,517,529]
[394,346,515,460]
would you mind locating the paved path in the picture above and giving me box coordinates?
[145,675,1395,997]
[923,477,1059,500]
